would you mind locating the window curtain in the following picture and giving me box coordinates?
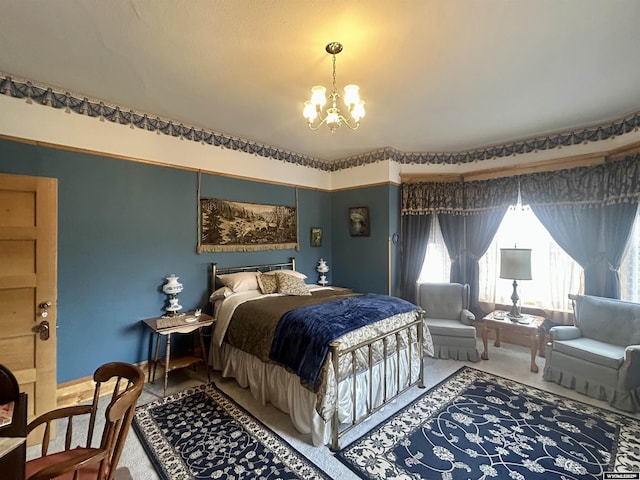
[404,178,518,312]
[602,155,640,297]
[398,213,432,302]
[401,154,640,302]
[521,156,640,298]
[459,177,518,314]
[400,182,464,301]
[438,213,465,284]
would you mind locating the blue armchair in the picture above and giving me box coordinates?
[416,282,480,362]
[543,294,640,412]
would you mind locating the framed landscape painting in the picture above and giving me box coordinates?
[198,197,298,252]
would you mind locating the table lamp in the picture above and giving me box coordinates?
[499,248,532,320]
[317,259,329,286]
[162,274,184,317]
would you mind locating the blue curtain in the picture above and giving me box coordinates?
[464,209,508,314]
[438,213,465,284]
[603,202,638,298]
[521,157,640,298]
[401,155,640,301]
[398,213,432,302]
[529,204,602,295]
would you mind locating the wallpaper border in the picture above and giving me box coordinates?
[1,72,639,172]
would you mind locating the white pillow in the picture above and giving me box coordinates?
[217,272,260,292]
[209,286,233,302]
[263,269,307,280]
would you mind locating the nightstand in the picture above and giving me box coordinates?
[142,312,215,396]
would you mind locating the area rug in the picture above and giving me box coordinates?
[337,367,640,479]
[133,383,330,480]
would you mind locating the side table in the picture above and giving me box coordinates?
[142,312,215,396]
[481,310,546,373]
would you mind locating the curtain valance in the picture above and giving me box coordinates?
[401,154,640,215]
[401,181,465,215]
[519,163,605,207]
[603,154,640,205]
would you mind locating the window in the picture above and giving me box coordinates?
[417,216,451,283]
[419,205,639,310]
[478,206,582,312]
[620,207,640,303]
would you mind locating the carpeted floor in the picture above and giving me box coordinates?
[337,366,640,479]
[28,342,640,479]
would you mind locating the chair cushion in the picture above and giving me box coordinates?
[553,338,625,370]
[26,447,106,480]
[426,318,477,338]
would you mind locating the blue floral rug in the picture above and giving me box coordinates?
[133,383,330,480]
[337,367,640,479]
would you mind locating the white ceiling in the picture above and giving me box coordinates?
[1,0,640,163]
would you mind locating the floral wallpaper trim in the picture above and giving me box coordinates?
[1,72,639,172]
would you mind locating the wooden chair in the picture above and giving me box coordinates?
[25,362,144,480]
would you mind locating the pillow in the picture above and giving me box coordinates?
[209,286,233,302]
[263,269,307,280]
[217,272,260,292]
[276,271,310,296]
[257,273,278,294]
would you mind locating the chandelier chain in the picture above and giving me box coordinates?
[332,54,337,97]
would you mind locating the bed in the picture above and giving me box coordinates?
[207,258,433,450]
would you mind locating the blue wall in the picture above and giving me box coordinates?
[331,185,396,294]
[0,138,339,382]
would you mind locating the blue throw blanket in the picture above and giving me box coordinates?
[268,293,418,387]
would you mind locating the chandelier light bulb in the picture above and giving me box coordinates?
[310,86,327,108]
[352,100,366,122]
[303,101,317,122]
[303,42,365,134]
[343,84,360,107]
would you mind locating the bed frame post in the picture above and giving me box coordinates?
[329,340,341,452]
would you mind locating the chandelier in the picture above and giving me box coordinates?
[303,42,365,134]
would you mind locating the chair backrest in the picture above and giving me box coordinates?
[417,282,470,320]
[92,362,145,480]
[570,294,640,347]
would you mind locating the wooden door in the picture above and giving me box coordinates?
[0,172,57,424]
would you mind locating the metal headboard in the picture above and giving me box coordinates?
[211,257,296,290]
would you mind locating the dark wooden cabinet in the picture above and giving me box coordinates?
[0,392,27,480]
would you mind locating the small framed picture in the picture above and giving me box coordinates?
[310,227,323,247]
[349,206,370,237]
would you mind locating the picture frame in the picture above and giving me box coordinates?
[310,227,323,247]
[348,206,370,237]
[198,197,298,253]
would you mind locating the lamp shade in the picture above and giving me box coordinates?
[499,248,532,280]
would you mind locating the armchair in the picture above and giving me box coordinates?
[543,294,640,412]
[416,282,480,362]
[25,362,144,480]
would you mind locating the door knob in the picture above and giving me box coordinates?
[39,301,52,309]
[38,320,50,341]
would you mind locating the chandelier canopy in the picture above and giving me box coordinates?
[303,42,365,134]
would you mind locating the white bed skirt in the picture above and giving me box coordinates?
[209,341,421,447]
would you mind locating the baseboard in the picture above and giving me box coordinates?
[56,361,151,408]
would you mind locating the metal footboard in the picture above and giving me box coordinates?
[328,310,425,451]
